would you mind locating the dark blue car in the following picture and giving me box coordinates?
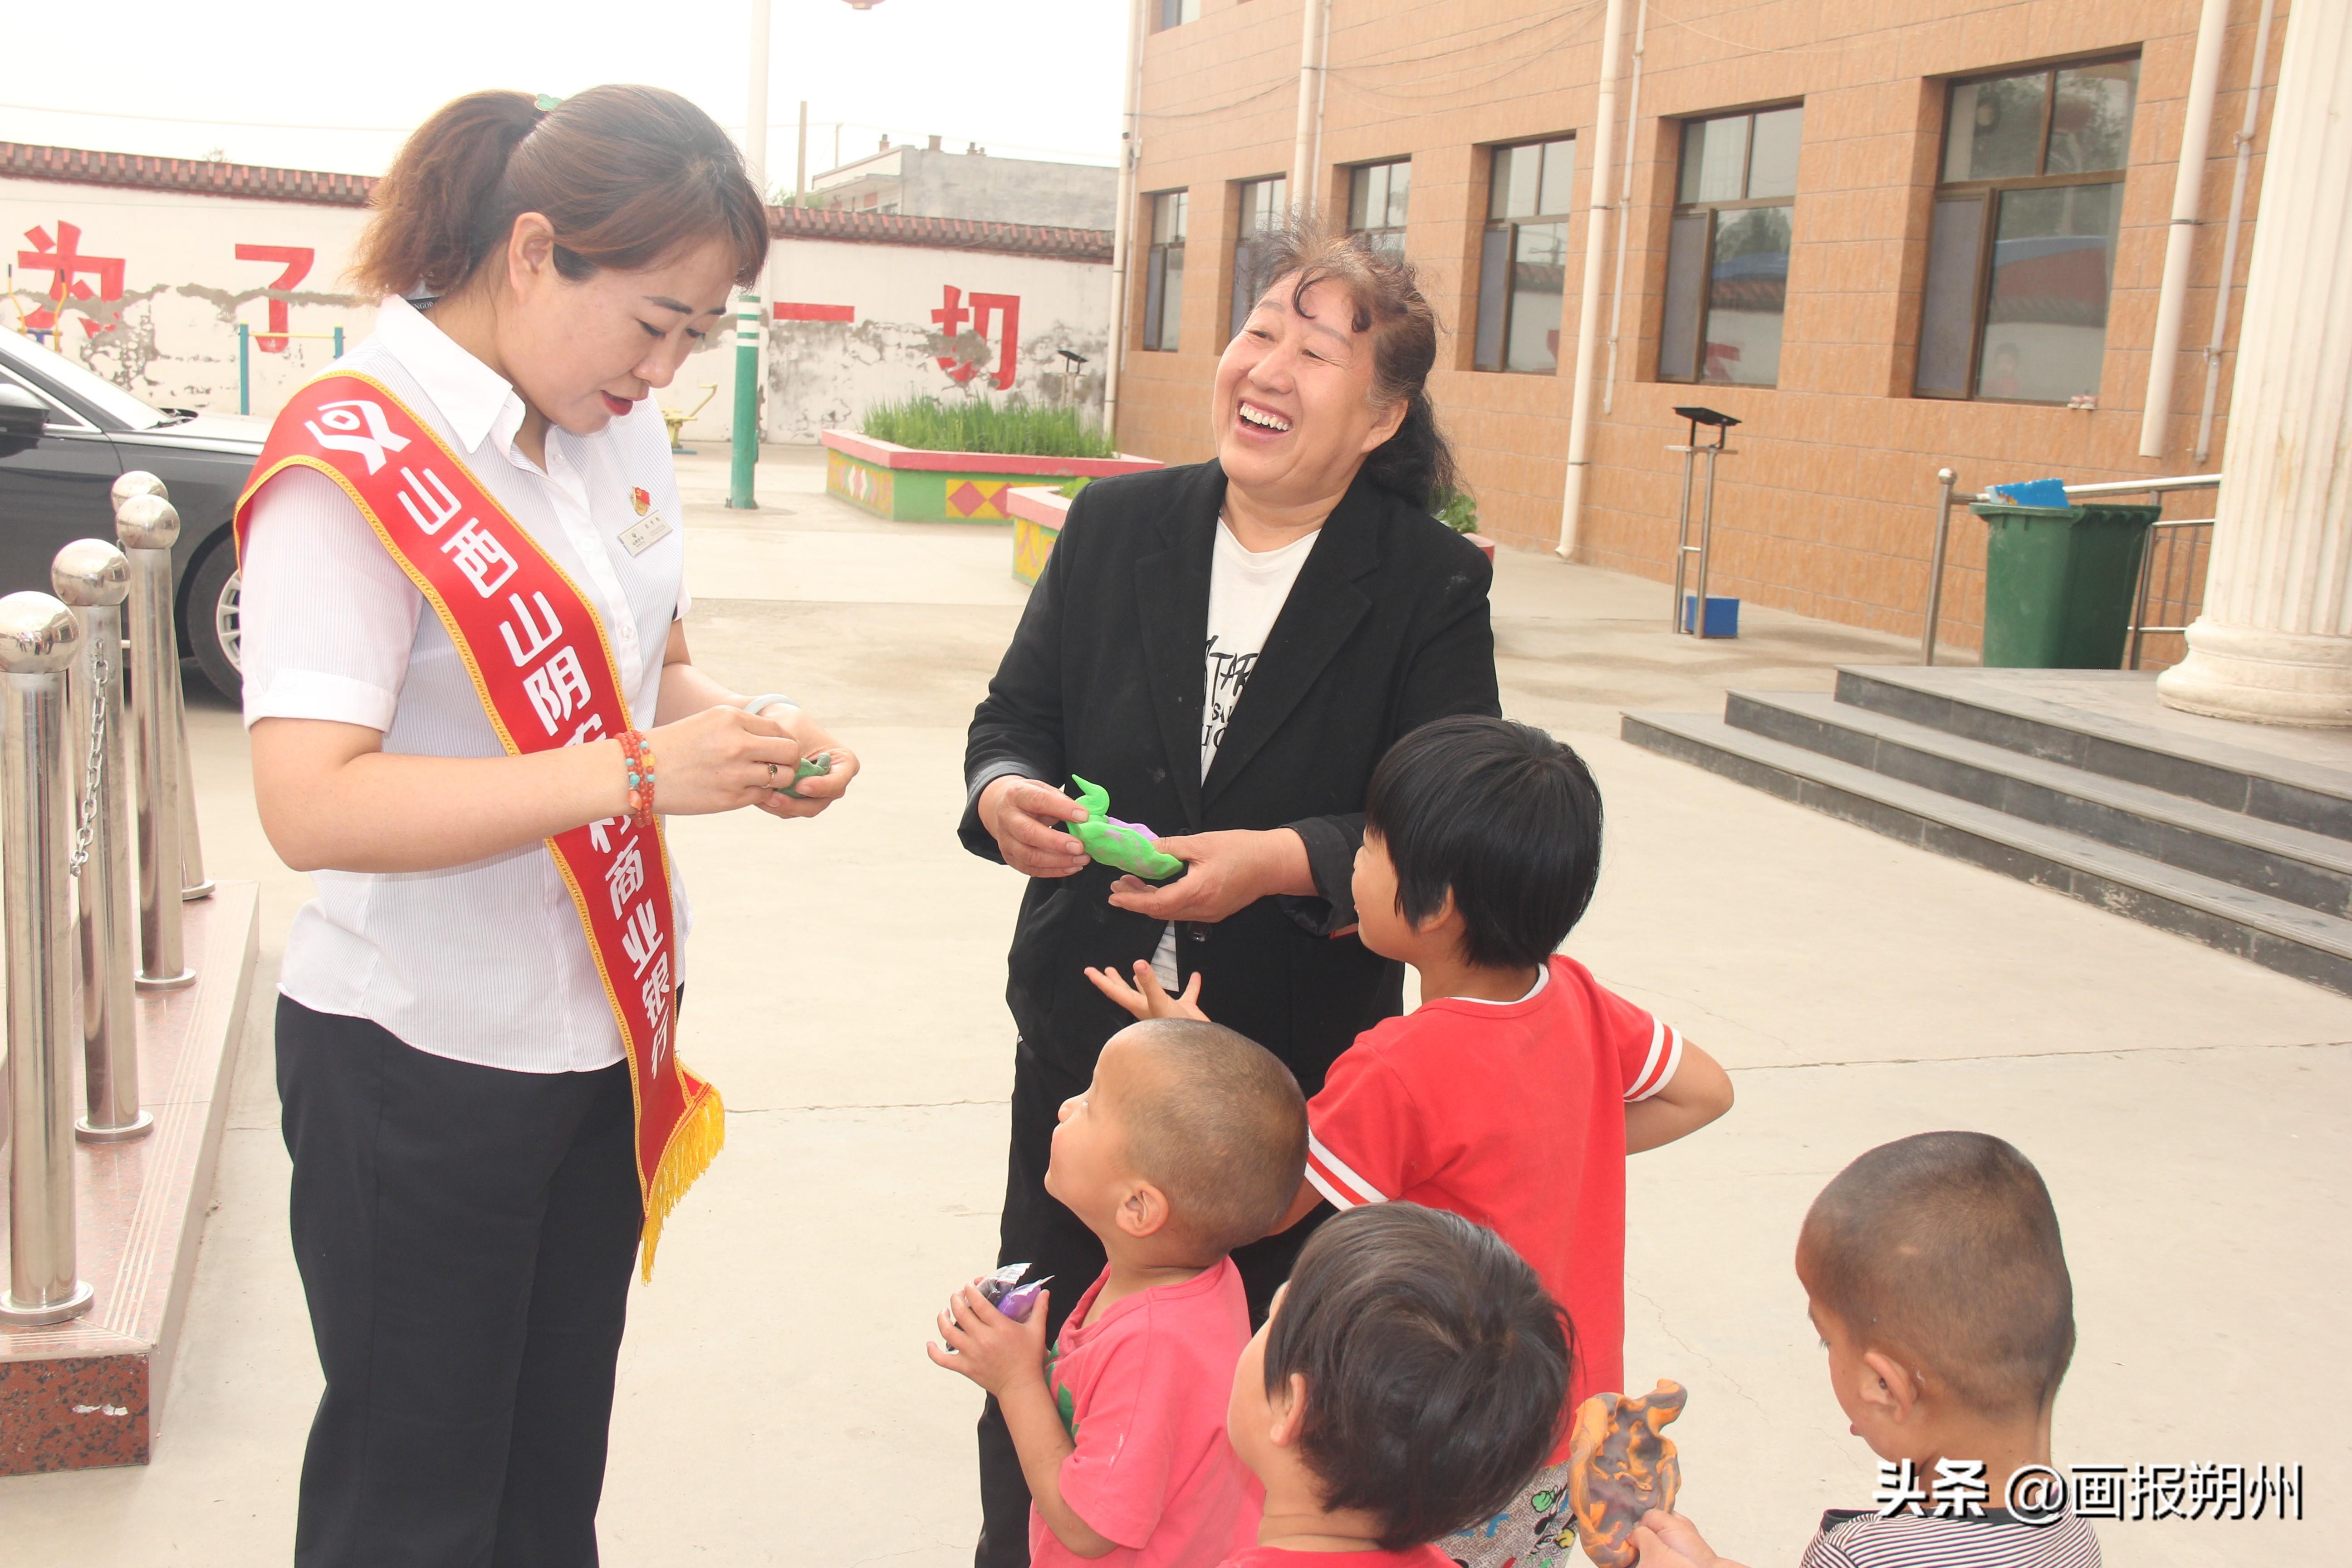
[0,329,262,701]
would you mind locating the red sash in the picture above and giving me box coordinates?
[234,372,720,1277]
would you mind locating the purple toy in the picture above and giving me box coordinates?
[979,1261,1053,1323]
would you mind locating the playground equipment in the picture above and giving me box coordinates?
[662,383,718,452]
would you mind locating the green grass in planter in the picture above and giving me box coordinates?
[860,395,1119,459]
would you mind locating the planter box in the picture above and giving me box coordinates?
[820,430,1160,523]
[1005,485,1072,585]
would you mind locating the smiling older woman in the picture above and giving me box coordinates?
[957,222,1501,1566]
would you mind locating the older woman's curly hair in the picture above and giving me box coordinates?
[1241,220,1459,511]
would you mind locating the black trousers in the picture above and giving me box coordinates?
[277,997,642,1568]
[973,1039,1327,1568]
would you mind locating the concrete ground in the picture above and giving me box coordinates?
[1,445,2342,1566]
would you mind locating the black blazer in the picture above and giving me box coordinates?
[960,460,1500,1095]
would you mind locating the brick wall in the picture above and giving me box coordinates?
[1117,0,2285,658]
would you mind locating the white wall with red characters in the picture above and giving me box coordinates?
[3,177,383,419]
[4,169,1111,447]
[760,235,1111,443]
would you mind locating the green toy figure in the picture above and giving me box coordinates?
[782,751,833,799]
[1068,775,1184,881]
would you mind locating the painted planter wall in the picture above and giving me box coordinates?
[1004,485,1073,583]
[821,430,1158,523]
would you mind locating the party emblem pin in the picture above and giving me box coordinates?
[629,486,652,517]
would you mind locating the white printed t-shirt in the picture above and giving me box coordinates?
[1150,518,1320,988]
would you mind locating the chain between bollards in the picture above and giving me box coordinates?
[0,590,98,1325]
[54,537,153,1144]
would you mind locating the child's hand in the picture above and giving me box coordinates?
[1631,1510,1746,1568]
[926,1282,1052,1397]
[1083,960,1210,1022]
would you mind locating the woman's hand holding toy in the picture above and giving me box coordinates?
[1104,827,1313,923]
[979,777,1093,878]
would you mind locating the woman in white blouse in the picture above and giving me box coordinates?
[237,86,853,1566]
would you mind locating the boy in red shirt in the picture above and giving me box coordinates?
[930,1017,1308,1568]
[1219,1202,1570,1568]
[1092,715,1734,1568]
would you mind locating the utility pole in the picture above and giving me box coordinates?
[1103,0,1144,441]
[729,0,771,510]
[795,100,809,206]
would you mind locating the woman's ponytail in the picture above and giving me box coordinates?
[349,85,769,302]
[350,91,544,299]
[1361,390,1456,515]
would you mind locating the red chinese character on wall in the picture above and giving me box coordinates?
[16,222,126,338]
[930,284,1021,392]
[235,243,315,353]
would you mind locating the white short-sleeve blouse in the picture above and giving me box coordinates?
[239,296,691,1073]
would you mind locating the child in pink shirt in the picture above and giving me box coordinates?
[931,1017,1308,1567]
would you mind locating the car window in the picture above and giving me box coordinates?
[0,364,98,431]
[0,337,166,431]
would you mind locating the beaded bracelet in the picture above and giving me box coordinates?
[620,728,658,829]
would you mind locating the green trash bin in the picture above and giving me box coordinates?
[1970,500,2161,668]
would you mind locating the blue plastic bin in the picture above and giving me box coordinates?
[1682,595,1740,637]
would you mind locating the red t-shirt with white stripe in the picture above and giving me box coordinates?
[1303,953,1682,1458]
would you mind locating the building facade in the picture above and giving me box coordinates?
[813,136,1119,230]
[1112,0,2288,661]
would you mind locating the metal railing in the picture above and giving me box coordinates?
[2,472,211,1325]
[1921,470,2221,669]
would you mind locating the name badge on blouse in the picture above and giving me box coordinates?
[620,510,673,557]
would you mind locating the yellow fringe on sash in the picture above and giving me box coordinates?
[639,1082,726,1281]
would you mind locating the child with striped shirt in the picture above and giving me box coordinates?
[1635,1132,2100,1568]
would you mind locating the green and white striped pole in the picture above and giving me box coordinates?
[730,0,770,510]
[727,287,760,509]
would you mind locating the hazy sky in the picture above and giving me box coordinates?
[0,0,1126,181]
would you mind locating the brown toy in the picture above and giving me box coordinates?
[1565,1379,1687,1568]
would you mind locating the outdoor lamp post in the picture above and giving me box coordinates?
[1669,406,1740,639]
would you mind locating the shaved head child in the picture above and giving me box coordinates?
[931,1019,1308,1567]
[1637,1131,2097,1568]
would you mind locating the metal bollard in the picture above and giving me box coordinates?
[108,474,212,902]
[116,493,196,991]
[0,590,98,1326]
[54,540,152,1144]
[1922,468,1959,667]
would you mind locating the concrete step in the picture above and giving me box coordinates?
[1725,690,2352,920]
[1834,666,2352,842]
[1620,710,2352,997]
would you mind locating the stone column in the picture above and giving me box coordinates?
[2157,0,2352,727]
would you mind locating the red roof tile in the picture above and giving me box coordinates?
[0,141,376,207]
[770,204,1112,262]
